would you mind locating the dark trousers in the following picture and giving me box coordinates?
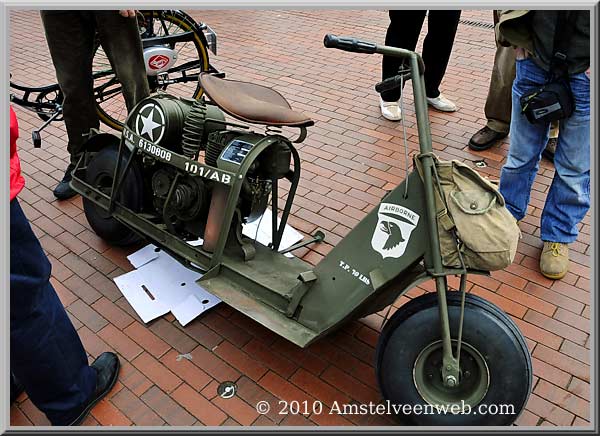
[381,10,461,102]
[484,44,515,134]
[484,11,516,134]
[41,10,150,165]
[10,199,96,425]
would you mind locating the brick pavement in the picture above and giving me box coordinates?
[9,9,591,427]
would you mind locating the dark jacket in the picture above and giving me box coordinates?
[497,10,590,75]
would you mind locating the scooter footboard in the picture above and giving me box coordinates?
[296,170,429,335]
[195,171,429,348]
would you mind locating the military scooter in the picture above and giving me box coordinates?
[70,34,532,425]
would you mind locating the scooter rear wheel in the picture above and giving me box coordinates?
[83,145,144,246]
[375,292,532,426]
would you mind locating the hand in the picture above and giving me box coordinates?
[514,47,528,60]
[119,10,136,18]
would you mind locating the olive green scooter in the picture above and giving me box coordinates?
[71,34,532,425]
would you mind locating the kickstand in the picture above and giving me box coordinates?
[278,231,325,255]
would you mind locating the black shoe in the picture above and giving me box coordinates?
[67,352,120,426]
[468,126,508,151]
[542,137,557,163]
[10,373,25,404]
[53,163,77,200]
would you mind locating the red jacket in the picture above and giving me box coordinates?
[10,106,25,201]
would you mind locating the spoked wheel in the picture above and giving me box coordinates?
[83,145,144,246]
[375,292,532,426]
[93,10,210,130]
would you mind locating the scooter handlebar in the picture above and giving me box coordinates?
[374,73,412,94]
[324,34,425,75]
[323,34,377,54]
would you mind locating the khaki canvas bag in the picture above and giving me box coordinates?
[415,155,521,271]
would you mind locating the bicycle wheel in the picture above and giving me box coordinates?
[93,10,210,131]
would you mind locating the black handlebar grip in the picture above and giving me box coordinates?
[375,73,412,94]
[323,34,377,54]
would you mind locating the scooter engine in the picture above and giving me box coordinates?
[123,93,292,242]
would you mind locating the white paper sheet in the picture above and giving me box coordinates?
[242,208,304,257]
[171,294,219,327]
[115,237,220,325]
[127,244,160,268]
[113,270,170,323]
[114,212,304,325]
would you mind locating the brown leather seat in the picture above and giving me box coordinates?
[199,73,314,128]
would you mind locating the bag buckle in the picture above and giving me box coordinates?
[553,52,567,62]
[437,211,455,231]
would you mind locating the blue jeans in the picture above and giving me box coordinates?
[499,58,590,243]
[10,199,96,425]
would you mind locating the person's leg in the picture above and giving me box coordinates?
[469,11,516,150]
[94,11,150,111]
[10,199,96,425]
[469,44,516,150]
[380,10,426,102]
[536,74,588,280]
[540,71,590,244]
[40,11,98,166]
[499,58,550,221]
[484,45,515,134]
[421,10,461,98]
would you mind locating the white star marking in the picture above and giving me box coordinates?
[139,107,161,141]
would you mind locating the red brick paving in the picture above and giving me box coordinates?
[9,9,591,428]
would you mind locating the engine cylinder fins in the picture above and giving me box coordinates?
[181,100,228,159]
[181,99,208,158]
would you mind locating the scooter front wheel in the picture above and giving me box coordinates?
[375,292,532,426]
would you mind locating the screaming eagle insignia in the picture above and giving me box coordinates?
[371,203,420,259]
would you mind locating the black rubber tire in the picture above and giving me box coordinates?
[375,292,532,426]
[83,145,144,246]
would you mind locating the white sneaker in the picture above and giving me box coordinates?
[426,93,457,112]
[379,97,402,121]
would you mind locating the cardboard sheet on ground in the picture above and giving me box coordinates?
[114,210,304,325]
[114,239,220,326]
[242,208,304,258]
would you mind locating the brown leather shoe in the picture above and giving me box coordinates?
[540,241,569,280]
[469,126,507,151]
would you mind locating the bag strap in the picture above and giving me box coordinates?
[413,153,455,232]
[550,11,575,79]
[414,153,466,274]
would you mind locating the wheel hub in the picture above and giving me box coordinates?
[413,339,489,410]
